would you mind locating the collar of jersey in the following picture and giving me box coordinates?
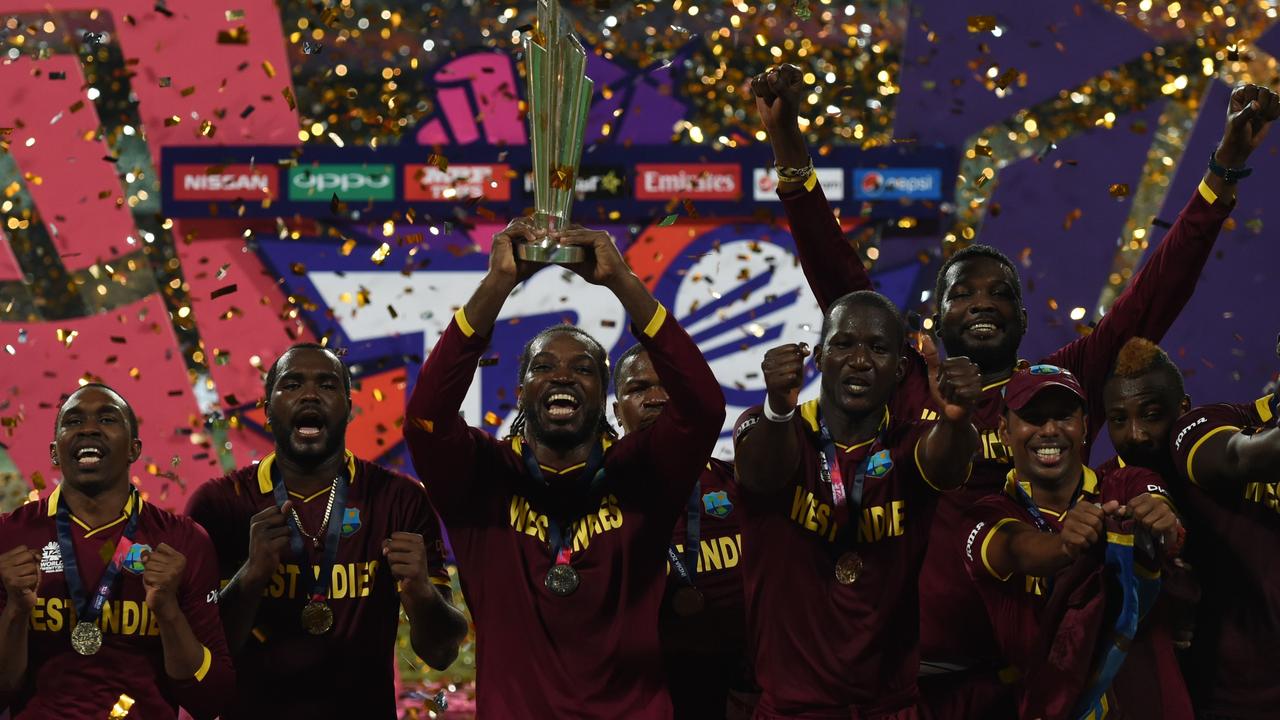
[1003,466,1099,520]
[799,399,889,453]
[47,482,143,537]
[511,435,613,475]
[256,450,357,496]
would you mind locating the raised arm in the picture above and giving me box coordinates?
[735,343,809,495]
[751,64,872,310]
[980,501,1115,580]
[555,227,726,506]
[1049,85,1278,434]
[1175,399,1280,490]
[915,356,982,490]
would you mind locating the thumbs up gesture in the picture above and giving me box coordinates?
[921,334,983,422]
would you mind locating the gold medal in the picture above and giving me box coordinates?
[71,620,103,656]
[300,600,335,635]
[671,586,706,617]
[544,564,580,596]
[834,551,864,585]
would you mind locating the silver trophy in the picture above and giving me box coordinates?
[518,0,594,263]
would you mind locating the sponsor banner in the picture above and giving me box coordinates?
[752,167,845,202]
[173,164,279,200]
[521,166,627,199]
[634,163,741,201]
[853,168,943,200]
[289,164,395,201]
[403,163,512,201]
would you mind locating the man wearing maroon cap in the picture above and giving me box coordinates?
[962,365,1191,719]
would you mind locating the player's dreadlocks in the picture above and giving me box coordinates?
[506,324,619,441]
[1108,337,1186,398]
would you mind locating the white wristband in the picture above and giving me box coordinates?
[763,400,796,423]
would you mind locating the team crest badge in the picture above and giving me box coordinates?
[341,508,362,537]
[39,541,63,573]
[123,544,151,574]
[866,450,894,478]
[702,491,733,519]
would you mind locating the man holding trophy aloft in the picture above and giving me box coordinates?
[403,1,726,715]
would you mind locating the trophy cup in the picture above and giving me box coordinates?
[518,0,594,263]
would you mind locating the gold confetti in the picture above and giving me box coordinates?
[484,411,501,426]
[967,15,997,32]
[225,9,245,21]
[199,120,216,137]
[216,26,248,44]
[281,87,296,110]
[372,388,385,402]
[1108,183,1129,198]
[340,238,357,256]
[370,242,391,265]
[164,115,181,127]
[262,61,276,79]
[56,329,79,347]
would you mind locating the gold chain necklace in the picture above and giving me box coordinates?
[288,476,339,549]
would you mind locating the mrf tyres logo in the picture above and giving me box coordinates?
[854,168,942,201]
[289,164,395,201]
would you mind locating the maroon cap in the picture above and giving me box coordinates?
[1004,364,1086,413]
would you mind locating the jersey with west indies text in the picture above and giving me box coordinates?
[404,304,725,719]
[779,174,1232,666]
[0,485,233,719]
[735,401,955,717]
[183,451,451,719]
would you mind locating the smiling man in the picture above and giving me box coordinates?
[184,344,467,718]
[752,64,1278,716]
[963,365,1190,718]
[733,290,982,718]
[404,218,724,717]
[0,384,233,719]
[612,345,752,719]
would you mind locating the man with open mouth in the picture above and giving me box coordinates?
[752,63,1279,718]
[404,217,724,717]
[963,365,1190,719]
[0,383,233,718]
[184,344,467,718]
[733,290,983,719]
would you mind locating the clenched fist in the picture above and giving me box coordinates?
[0,546,40,614]
[761,343,810,416]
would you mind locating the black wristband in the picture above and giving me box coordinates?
[1207,152,1252,184]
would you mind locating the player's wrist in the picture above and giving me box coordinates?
[764,395,797,422]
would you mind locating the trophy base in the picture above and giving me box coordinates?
[516,243,586,264]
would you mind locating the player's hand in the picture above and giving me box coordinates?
[1060,501,1116,559]
[246,501,293,585]
[931,347,982,422]
[761,343,810,416]
[488,215,543,288]
[750,64,806,134]
[1128,493,1180,550]
[0,545,40,614]
[1216,83,1280,166]
[384,532,435,600]
[555,226,631,288]
[142,543,187,615]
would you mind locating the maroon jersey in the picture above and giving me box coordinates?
[1170,395,1279,719]
[183,452,450,719]
[962,466,1188,718]
[403,305,725,718]
[0,485,233,719]
[734,400,951,716]
[660,458,748,718]
[780,179,1231,664]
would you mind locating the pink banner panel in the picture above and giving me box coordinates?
[0,294,217,511]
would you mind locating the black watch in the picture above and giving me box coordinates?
[1207,152,1252,184]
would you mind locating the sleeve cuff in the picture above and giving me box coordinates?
[642,303,668,338]
[192,645,213,682]
[1197,178,1218,205]
[454,308,476,338]
[1185,425,1239,486]
[981,518,1022,581]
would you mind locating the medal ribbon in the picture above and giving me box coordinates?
[56,487,141,628]
[816,410,883,547]
[520,440,607,563]
[271,469,349,604]
[666,481,702,588]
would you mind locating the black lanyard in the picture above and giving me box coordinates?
[271,469,349,604]
[56,488,141,626]
[667,481,701,588]
[1012,478,1082,534]
[817,412,884,547]
[520,440,607,559]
